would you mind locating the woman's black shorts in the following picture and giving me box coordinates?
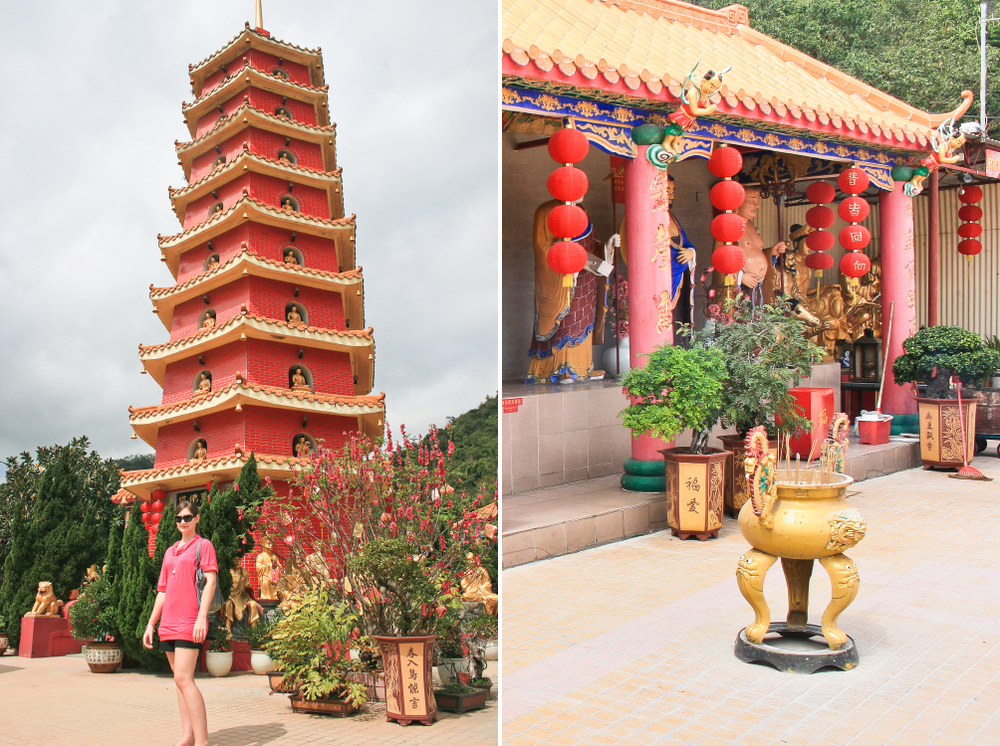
[159,639,201,652]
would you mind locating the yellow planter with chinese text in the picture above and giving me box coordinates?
[374,635,437,726]
[917,398,977,468]
[661,448,727,540]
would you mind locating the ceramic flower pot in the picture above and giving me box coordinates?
[375,635,437,726]
[661,448,727,540]
[483,639,498,661]
[206,650,233,677]
[436,656,470,686]
[250,650,275,675]
[917,398,977,468]
[84,641,122,673]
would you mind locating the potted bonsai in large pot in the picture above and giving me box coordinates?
[265,588,369,716]
[68,568,122,673]
[694,300,822,515]
[892,325,1000,468]
[620,339,728,540]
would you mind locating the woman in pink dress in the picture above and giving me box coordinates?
[142,499,218,746]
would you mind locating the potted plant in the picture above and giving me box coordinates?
[0,613,9,657]
[435,610,469,686]
[694,300,823,515]
[434,680,488,714]
[264,588,368,716]
[68,568,122,673]
[246,611,281,676]
[620,339,728,539]
[465,611,497,700]
[206,628,233,677]
[892,325,1000,468]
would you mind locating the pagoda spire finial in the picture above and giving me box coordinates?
[255,0,263,30]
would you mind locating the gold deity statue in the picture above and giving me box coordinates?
[207,255,220,271]
[460,553,498,617]
[192,440,208,461]
[196,372,211,395]
[255,538,280,601]
[284,249,297,265]
[220,562,262,631]
[287,306,302,324]
[202,312,216,330]
[291,368,309,390]
[295,436,313,458]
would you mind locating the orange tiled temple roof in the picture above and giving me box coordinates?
[168,149,342,198]
[503,0,972,146]
[189,26,322,75]
[174,102,337,155]
[184,60,328,112]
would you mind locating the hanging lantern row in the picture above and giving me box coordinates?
[141,487,167,532]
[837,166,871,286]
[707,146,746,286]
[957,184,983,261]
[804,181,835,277]
[545,127,590,290]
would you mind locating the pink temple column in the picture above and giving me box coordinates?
[878,180,918,415]
[623,147,676,466]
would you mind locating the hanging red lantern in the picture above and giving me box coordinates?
[548,128,589,164]
[547,241,588,275]
[140,511,150,523]
[711,244,746,276]
[710,180,746,211]
[546,204,588,238]
[838,196,870,223]
[149,512,162,525]
[958,185,983,203]
[839,225,871,252]
[547,166,589,202]
[958,223,983,238]
[838,167,869,195]
[840,252,871,278]
[805,206,835,229]
[805,230,834,253]
[151,488,166,503]
[707,146,743,178]
[805,252,834,271]
[710,213,746,243]
[151,500,165,513]
[806,181,836,204]
[140,501,150,513]
[206,479,217,492]
[958,205,983,222]
[958,239,983,256]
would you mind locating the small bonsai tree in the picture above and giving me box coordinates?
[619,341,727,453]
[692,299,824,437]
[69,568,119,643]
[893,326,1000,399]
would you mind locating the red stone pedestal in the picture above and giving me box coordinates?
[18,616,84,658]
[787,388,835,460]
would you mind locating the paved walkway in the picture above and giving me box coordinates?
[0,654,498,746]
[502,455,1000,746]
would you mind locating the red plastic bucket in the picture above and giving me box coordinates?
[858,415,892,445]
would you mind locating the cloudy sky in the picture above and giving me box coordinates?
[0,0,498,467]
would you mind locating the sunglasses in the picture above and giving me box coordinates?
[175,515,196,524]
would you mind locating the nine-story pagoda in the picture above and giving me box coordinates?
[118,8,385,529]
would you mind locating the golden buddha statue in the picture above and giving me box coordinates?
[287,306,302,324]
[221,562,262,631]
[460,553,498,616]
[284,250,297,265]
[291,368,310,391]
[295,436,312,458]
[207,255,220,271]
[282,198,294,212]
[196,372,212,395]
[202,313,216,330]
[255,538,280,601]
[277,562,305,611]
[279,152,291,165]
[192,440,208,461]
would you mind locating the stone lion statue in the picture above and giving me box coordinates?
[27,581,64,617]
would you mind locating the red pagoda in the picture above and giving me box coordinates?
[118,14,385,532]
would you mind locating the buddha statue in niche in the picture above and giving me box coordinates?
[282,197,295,212]
[295,436,312,458]
[192,440,208,461]
[291,368,310,391]
[287,306,302,324]
[196,372,212,395]
[202,312,216,329]
[284,249,298,265]
[207,255,220,271]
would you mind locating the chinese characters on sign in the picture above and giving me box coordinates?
[403,644,425,714]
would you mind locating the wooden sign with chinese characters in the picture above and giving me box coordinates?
[402,642,427,716]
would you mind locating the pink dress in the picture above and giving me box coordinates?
[157,537,218,641]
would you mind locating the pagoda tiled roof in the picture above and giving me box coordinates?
[157,195,355,247]
[502,0,972,147]
[139,311,372,355]
[168,150,342,198]
[149,248,362,299]
[185,60,328,112]
[175,101,337,155]
[189,26,322,76]
[129,381,384,421]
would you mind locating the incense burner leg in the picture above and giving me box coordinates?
[781,558,814,629]
[818,553,860,650]
[736,549,778,644]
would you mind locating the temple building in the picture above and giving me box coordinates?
[502,0,1000,542]
[117,15,384,548]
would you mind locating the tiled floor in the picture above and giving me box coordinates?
[501,454,1000,745]
[0,654,498,746]
[503,435,921,569]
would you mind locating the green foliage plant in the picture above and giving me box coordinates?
[69,568,119,643]
[263,426,490,640]
[0,446,113,650]
[619,340,727,454]
[892,326,1000,399]
[264,588,369,705]
[209,627,232,653]
[693,298,824,437]
[246,610,282,651]
[116,502,166,670]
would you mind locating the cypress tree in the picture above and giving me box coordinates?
[0,449,107,649]
[115,502,165,669]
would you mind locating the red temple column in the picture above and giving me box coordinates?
[878,180,918,415]
[622,148,676,474]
